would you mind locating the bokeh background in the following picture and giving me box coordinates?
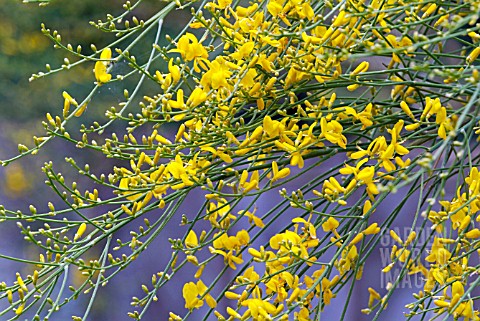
[0,1,473,321]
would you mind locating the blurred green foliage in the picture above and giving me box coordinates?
[0,0,167,121]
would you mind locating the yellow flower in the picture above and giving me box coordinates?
[118,176,142,201]
[237,169,259,192]
[165,155,196,187]
[62,91,78,117]
[200,56,233,90]
[230,41,255,61]
[170,33,208,63]
[182,280,216,310]
[435,107,453,139]
[241,298,277,319]
[168,58,181,84]
[186,87,208,108]
[425,237,451,265]
[210,248,244,269]
[322,176,346,199]
[185,230,199,249]
[271,161,290,183]
[241,209,265,228]
[357,166,379,196]
[341,104,373,129]
[94,48,112,84]
[267,0,283,17]
[320,117,347,149]
[322,217,339,232]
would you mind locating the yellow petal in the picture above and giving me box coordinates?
[185,230,199,248]
[94,61,112,84]
[100,47,112,60]
[74,102,88,117]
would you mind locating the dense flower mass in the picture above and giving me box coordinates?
[1,0,480,320]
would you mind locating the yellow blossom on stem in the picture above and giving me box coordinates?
[170,33,208,63]
[182,280,216,310]
[94,48,112,84]
[320,117,347,148]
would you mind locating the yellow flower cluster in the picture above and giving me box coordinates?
[382,168,480,320]
[8,0,480,319]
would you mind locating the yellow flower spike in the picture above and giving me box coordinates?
[230,41,255,61]
[248,247,263,260]
[267,0,283,17]
[265,77,277,91]
[390,244,398,261]
[239,170,249,186]
[169,33,208,62]
[321,26,335,42]
[257,98,265,110]
[100,47,112,60]
[62,91,77,117]
[357,166,375,182]
[345,179,357,193]
[271,164,290,183]
[186,87,208,108]
[74,223,87,241]
[249,125,263,142]
[236,229,250,246]
[271,161,279,176]
[434,14,449,27]
[155,134,172,145]
[368,287,381,300]
[450,293,461,310]
[175,124,186,143]
[242,210,265,228]
[158,199,166,208]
